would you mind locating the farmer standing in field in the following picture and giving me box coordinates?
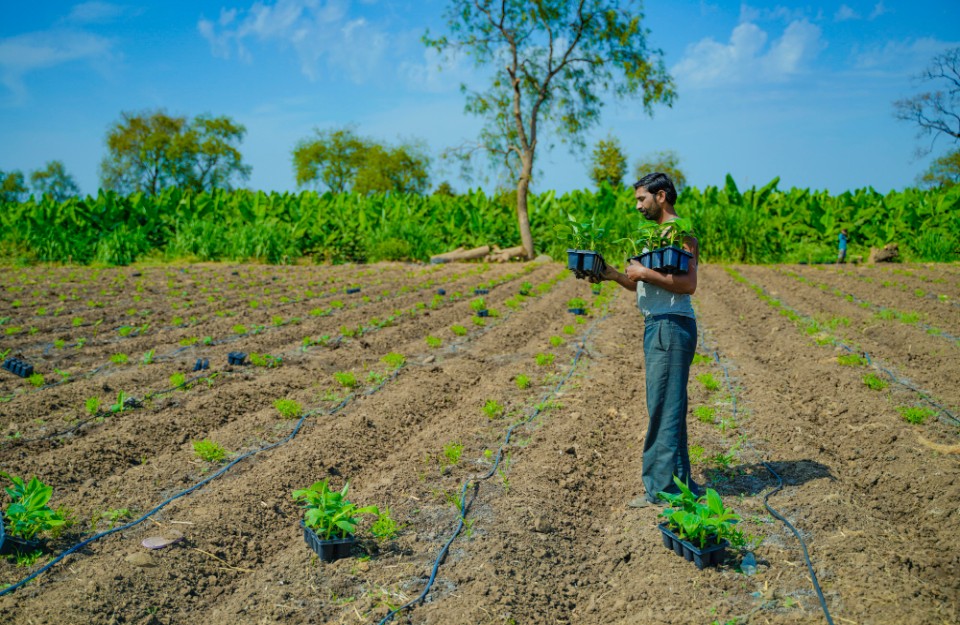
[837,228,848,264]
[591,172,703,506]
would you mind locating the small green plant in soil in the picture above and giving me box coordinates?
[694,406,717,423]
[28,373,44,387]
[232,324,248,335]
[862,373,888,391]
[334,371,359,389]
[109,391,129,413]
[837,353,867,366]
[110,353,129,364]
[535,353,555,367]
[99,508,132,530]
[370,506,401,541]
[471,315,486,326]
[425,335,442,348]
[697,372,721,391]
[443,441,464,466]
[562,324,576,335]
[658,476,743,549]
[692,353,712,365]
[898,405,935,424]
[567,297,587,309]
[483,399,504,419]
[0,472,66,540]
[141,349,155,365]
[84,396,100,416]
[381,352,406,369]
[274,398,303,419]
[470,298,486,313]
[292,479,378,540]
[689,445,705,465]
[515,374,531,390]
[192,439,227,462]
[549,335,565,347]
[451,324,468,336]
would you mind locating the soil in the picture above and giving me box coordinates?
[1,261,958,625]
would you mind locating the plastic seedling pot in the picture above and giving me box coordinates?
[477,310,490,317]
[301,521,357,563]
[227,352,247,366]
[658,523,728,570]
[568,308,586,315]
[0,520,41,557]
[437,289,446,295]
[346,288,361,294]
[659,246,693,275]
[474,289,489,295]
[566,249,607,280]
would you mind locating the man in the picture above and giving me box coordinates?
[837,229,848,264]
[592,172,702,506]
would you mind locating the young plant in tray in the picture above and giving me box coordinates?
[556,212,609,280]
[657,477,743,569]
[292,479,378,541]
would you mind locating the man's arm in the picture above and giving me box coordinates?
[591,263,638,292]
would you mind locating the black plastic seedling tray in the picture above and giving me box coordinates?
[2,357,34,378]
[301,521,356,563]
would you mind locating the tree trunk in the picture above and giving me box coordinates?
[516,153,536,259]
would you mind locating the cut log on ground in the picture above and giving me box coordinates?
[486,245,526,262]
[868,243,899,263]
[430,245,490,263]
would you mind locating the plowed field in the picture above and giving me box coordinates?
[1,261,958,625]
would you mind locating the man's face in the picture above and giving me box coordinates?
[634,185,662,221]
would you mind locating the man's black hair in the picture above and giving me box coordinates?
[633,172,677,205]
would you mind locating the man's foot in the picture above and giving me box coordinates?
[627,496,660,509]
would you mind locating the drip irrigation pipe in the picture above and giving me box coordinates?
[697,326,835,625]
[377,307,609,625]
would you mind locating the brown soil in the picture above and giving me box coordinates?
[1,261,958,625]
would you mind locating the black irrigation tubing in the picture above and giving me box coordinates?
[377,303,610,625]
[696,325,835,625]
[777,268,960,344]
[0,263,506,402]
[0,363,403,598]
[727,268,960,427]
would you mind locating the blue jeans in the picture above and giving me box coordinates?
[642,314,697,502]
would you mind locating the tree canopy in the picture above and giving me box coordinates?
[425,0,675,258]
[292,126,430,194]
[0,169,28,203]
[894,46,960,153]
[100,110,251,195]
[30,160,80,201]
[919,148,960,188]
[589,134,627,188]
[634,149,686,193]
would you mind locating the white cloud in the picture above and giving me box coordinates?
[64,2,138,24]
[869,2,891,19]
[0,29,114,103]
[834,4,860,22]
[198,0,389,82]
[399,46,471,93]
[739,3,810,24]
[672,20,824,89]
[852,37,957,75]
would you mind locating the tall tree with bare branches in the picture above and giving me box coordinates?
[894,46,960,154]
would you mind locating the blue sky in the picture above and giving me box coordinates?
[1,1,958,196]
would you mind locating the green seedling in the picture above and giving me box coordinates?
[0,472,66,540]
[370,506,401,541]
[232,324,248,335]
[179,336,199,347]
[118,326,133,337]
[425,335,442,348]
[837,353,867,366]
[109,391,129,413]
[483,399,504,419]
[381,352,406,370]
[567,297,587,309]
[28,373,44,388]
[692,353,712,365]
[898,405,935,424]
[274,398,303,419]
[110,353,128,364]
[443,441,464,466]
[694,406,717,423]
[515,374,531,390]
[192,439,227,462]
[169,372,187,389]
[535,353,555,367]
[450,324,468,336]
[470,298,486,313]
[862,373,888,391]
[100,508,132,530]
[85,396,100,416]
[696,372,721,391]
[53,338,66,349]
[549,335,565,347]
[658,476,744,549]
[72,317,84,327]
[292,479,378,540]
[334,371,359,388]
[142,349,155,365]
[471,315,486,326]
[689,445,705,465]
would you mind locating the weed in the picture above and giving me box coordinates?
[371,506,401,541]
[837,353,867,366]
[274,398,303,419]
[515,374,531,390]
[192,439,227,462]
[696,372,721,391]
[862,373,888,391]
[425,335,442,348]
[689,445,705,465]
[333,371,359,388]
[535,352,555,367]
[443,441,464,466]
[898,405,935,424]
[483,399,505,419]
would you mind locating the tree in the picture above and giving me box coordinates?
[894,46,960,154]
[634,149,686,192]
[425,0,675,258]
[293,127,430,194]
[918,148,960,188]
[0,169,28,203]
[589,134,627,188]
[30,160,80,200]
[100,110,250,195]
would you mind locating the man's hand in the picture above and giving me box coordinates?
[624,259,646,283]
[587,263,616,284]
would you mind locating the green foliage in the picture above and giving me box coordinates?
[482,399,504,419]
[919,148,960,189]
[694,406,717,423]
[110,353,128,364]
[589,135,627,188]
[85,396,101,416]
[425,335,442,348]
[274,398,303,419]
[443,441,464,466]
[27,373,44,387]
[898,405,935,424]
[837,353,867,366]
[192,439,227,462]
[0,473,66,540]
[863,373,888,391]
[292,479,378,540]
[697,372,721,391]
[333,371,358,388]
[450,324,468,336]
[658,476,743,549]
[634,150,687,192]
[514,374,531,390]
[535,352,555,367]
[370,506,400,541]
[692,353,712,365]
[30,160,80,201]
[169,372,187,388]
[561,325,576,335]
[380,352,406,369]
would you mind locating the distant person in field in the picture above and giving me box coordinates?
[590,172,703,506]
[837,228,848,264]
